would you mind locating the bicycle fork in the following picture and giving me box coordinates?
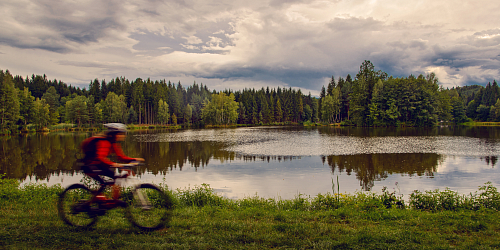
[134,187,152,210]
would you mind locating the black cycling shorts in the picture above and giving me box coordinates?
[81,164,117,184]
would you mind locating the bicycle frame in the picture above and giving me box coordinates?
[58,161,172,230]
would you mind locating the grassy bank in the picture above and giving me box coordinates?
[2,178,500,249]
[462,121,500,126]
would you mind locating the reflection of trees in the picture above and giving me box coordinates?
[322,153,441,191]
[482,156,498,167]
[1,133,87,180]
[122,140,237,175]
[2,127,500,184]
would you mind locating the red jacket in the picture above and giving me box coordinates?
[87,139,135,166]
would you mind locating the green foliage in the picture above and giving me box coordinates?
[18,88,35,126]
[65,95,89,126]
[42,86,60,125]
[0,70,20,131]
[103,92,127,123]
[0,173,20,202]
[409,182,500,211]
[0,175,62,205]
[201,92,239,125]
[157,99,170,124]
[176,183,227,207]
[33,98,50,129]
[2,63,500,134]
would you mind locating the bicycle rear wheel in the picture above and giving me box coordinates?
[58,184,98,228]
[125,183,173,230]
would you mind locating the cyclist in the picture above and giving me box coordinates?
[81,123,144,198]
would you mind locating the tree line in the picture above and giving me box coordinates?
[0,60,499,133]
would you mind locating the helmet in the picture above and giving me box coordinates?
[104,123,127,133]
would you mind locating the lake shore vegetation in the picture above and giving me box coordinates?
[2,176,500,249]
[1,60,499,134]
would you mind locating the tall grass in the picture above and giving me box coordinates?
[2,173,500,213]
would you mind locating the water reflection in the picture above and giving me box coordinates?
[322,154,441,191]
[483,156,498,167]
[0,133,86,181]
[1,127,500,198]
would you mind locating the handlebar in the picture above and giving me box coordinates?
[120,161,145,169]
[117,161,144,178]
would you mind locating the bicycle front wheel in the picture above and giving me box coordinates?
[58,184,98,228]
[125,183,173,230]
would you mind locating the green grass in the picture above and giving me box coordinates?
[462,121,500,126]
[3,177,500,249]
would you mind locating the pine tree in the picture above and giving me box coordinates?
[0,70,20,132]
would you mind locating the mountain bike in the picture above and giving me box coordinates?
[57,162,173,230]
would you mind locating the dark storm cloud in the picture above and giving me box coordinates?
[57,60,109,68]
[0,0,125,53]
[0,36,70,53]
[43,17,124,45]
[430,44,500,71]
[192,65,331,90]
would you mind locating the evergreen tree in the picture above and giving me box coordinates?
[89,79,101,103]
[42,86,60,125]
[490,99,500,122]
[18,88,35,126]
[327,76,336,96]
[185,104,193,125]
[65,96,89,127]
[33,98,50,129]
[275,98,283,123]
[350,75,369,126]
[0,70,20,131]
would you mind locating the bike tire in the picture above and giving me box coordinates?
[125,183,173,230]
[58,183,98,228]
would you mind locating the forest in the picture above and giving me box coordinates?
[0,60,499,133]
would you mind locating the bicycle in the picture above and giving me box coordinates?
[57,162,173,230]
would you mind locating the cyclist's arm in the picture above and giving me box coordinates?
[111,142,139,163]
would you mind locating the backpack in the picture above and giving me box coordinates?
[80,136,108,161]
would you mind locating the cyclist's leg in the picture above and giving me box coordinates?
[95,164,118,184]
[81,165,106,185]
[95,164,123,200]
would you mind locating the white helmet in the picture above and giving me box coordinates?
[104,123,127,133]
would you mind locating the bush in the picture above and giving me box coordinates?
[340,120,353,126]
[312,193,341,210]
[0,173,21,202]
[176,183,227,207]
[409,183,500,211]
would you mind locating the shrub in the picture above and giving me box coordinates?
[409,183,500,211]
[176,183,226,207]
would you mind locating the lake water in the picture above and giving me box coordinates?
[2,126,500,199]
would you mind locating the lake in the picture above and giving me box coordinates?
[2,126,500,199]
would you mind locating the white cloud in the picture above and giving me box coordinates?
[0,0,499,90]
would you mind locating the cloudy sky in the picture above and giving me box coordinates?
[0,0,499,95]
